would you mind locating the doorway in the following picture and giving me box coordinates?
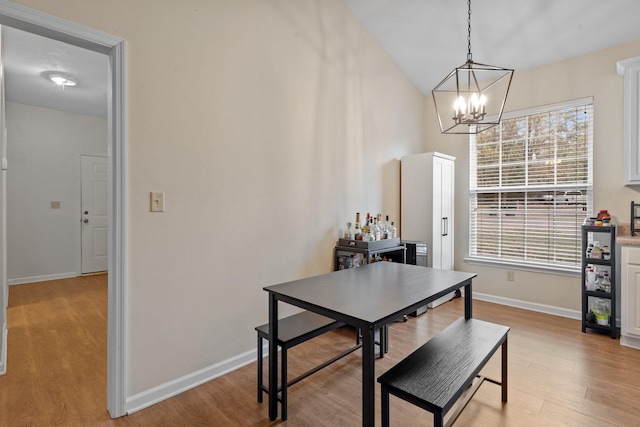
[0,3,126,418]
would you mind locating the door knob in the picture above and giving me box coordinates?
[83,218,89,224]
[84,210,89,215]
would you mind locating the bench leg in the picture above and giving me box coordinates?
[257,335,263,403]
[281,347,288,420]
[381,385,390,427]
[502,336,508,403]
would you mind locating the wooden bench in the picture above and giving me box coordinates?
[377,317,509,427]
[256,311,358,420]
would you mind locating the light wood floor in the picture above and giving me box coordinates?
[2,276,640,426]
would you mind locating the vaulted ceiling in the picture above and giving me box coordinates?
[4,1,640,117]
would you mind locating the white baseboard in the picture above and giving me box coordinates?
[473,292,582,320]
[0,321,7,375]
[125,346,258,415]
[8,272,77,286]
[621,334,640,350]
[121,294,585,415]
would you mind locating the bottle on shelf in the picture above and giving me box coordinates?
[372,218,381,241]
[602,271,612,293]
[345,222,354,240]
[586,243,594,258]
[389,221,397,239]
[383,215,390,239]
[585,265,596,290]
[355,213,362,240]
[591,241,602,259]
[594,273,604,292]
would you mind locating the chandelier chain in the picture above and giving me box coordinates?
[467,0,472,61]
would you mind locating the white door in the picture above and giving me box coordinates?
[81,155,108,274]
[432,160,444,269]
[440,158,454,270]
[428,155,455,308]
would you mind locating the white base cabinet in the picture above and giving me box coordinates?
[621,245,640,349]
[401,152,455,308]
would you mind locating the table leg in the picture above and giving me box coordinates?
[361,325,375,427]
[464,280,473,319]
[268,293,278,421]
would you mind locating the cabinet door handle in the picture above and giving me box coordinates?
[442,217,448,236]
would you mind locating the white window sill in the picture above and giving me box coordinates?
[464,256,581,277]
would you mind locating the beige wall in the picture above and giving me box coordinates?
[424,40,640,313]
[13,0,640,406]
[11,0,424,397]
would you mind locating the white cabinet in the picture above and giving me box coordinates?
[617,56,640,185]
[401,152,455,307]
[621,245,640,349]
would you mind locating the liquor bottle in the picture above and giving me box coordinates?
[389,221,397,239]
[382,215,390,239]
[345,222,354,240]
[354,213,362,240]
[373,218,381,241]
[362,213,370,238]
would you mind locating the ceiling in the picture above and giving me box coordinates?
[345,0,640,94]
[3,1,640,117]
[3,26,108,117]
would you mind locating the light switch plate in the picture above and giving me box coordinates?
[50,201,61,209]
[150,192,165,212]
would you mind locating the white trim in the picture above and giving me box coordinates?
[464,257,580,277]
[8,272,78,286]
[125,348,258,415]
[107,37,127,419]
[474,292,581,320]
[0,321,6,375]
[0,0,127,418]
[621,334,640,350]
[484,96,595,122]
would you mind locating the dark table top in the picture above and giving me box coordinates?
[264,262,477,327]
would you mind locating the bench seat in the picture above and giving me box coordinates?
[377,317,509,427]
[256,311,356,420]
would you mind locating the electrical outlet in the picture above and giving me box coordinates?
[150,192,165,212]
[506,270,514,281]
[50,201,61,209]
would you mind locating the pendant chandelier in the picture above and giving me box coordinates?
[432,0,513,134]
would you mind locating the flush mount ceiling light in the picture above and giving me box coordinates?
[432,0,514,134]
[48,73,78,88]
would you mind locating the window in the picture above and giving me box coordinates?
[468,98,593,273]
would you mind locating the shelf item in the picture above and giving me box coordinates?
[334,244,406,271]
[401,152,455,308]
[581,225,618,338]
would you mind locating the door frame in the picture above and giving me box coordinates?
[0,1,127,418]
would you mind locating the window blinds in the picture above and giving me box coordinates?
[469,99,593,270]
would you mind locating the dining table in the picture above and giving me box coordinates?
[264,261,477,427]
